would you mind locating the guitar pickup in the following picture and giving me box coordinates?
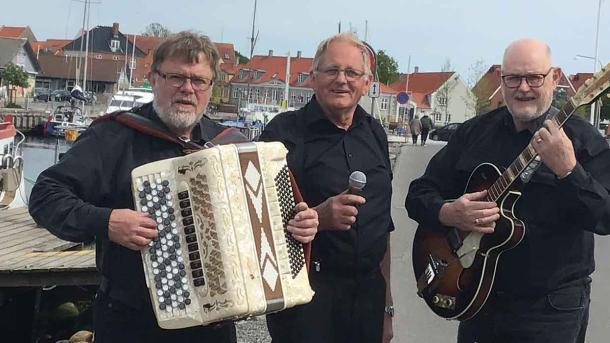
[416,254,448,298]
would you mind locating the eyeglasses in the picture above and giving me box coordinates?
[155,70,213,91]
[501,68,553,89]
[316,66,366,81]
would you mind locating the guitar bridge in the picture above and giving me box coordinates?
[416,254,447,298]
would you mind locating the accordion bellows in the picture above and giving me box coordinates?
[131,142,314,329]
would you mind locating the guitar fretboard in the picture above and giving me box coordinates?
[486,101,576,202]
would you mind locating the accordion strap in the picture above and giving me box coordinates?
[92,111,249,151]
[288,169,312,270]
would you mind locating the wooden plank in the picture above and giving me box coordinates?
[20,250,94,270]
[0,230,65,259]
[0,213,34,229]
[0,208,30,221]
[7,251,81,270]
[0,270,100,287]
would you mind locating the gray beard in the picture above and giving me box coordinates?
[153,99,204,133]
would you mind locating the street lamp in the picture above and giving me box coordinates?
[574,54,603,69]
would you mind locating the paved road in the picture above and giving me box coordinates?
[390,141,610,343]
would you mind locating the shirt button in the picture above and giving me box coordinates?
[348,153,353,158]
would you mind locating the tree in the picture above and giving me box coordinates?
[142,23,171,37]
[376,50,400,84]
[235,51,249,65]
[0,63,29,105]
[464,59,488,115]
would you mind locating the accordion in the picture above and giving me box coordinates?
[131,141,314,329]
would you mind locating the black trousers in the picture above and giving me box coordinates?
[421,129,430,144]
[458,278,590,343]
[92,290,236,343]
[267,266,386,343]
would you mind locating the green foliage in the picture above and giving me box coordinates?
[142,23,171,37]
[376,50,400,84]
[1,63,30,104]
[236,51,249,65]
[5,102,22,108]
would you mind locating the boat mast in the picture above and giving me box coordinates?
[82,0,91,92]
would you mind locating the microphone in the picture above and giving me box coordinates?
[347,171,367,195]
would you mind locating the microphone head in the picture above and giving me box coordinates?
[349,171,367,191]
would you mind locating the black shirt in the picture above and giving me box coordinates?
[28,102,226,308]
[259,97,393,271]
[406,106,610,296]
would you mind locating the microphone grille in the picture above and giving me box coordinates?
[349,171,367,190]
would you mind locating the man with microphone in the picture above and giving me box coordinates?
[259,32,395,343]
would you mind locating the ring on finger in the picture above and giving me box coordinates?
[474,218,480,225]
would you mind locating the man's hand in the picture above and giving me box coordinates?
[439,190,500,233]
[313,191,366,231]
[287,202,318,243]
[383,313,393,343]
[532,119,577,178]
[108,209,158,251]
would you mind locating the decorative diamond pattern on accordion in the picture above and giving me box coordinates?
[131,142,314,329]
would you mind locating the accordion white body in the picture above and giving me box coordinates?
[131,142,313,329]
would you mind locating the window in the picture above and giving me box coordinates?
[438,97,447,106]
[95,54,103,59]
[224,52,230,60]
[434,112,442,122]
[113,56,119,61]
[381,97,389,110]
[239,69,249,79]
[298,73,309,83]
[110,39,120,52]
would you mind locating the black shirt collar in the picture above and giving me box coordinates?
[501,105,559,134]
[304,95,367,131]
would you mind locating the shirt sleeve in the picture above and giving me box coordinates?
[555,144,610,235]
[28,126,116,242]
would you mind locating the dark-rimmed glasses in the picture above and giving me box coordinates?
[501,68,553,89]
[316,66,366,81]
[155,70,213,91]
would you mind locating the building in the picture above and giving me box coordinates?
[0,37,40,101]
[36,54,123,93]
[0,25,37,44]
[390,68,474,125]
[229,50,315,109]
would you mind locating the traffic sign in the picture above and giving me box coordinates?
[369,81,380,98]
[397,91,410,104]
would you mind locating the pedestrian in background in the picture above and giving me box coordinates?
[420,114,434,146]
[410,115,422,145]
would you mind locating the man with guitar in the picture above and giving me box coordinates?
[406,38,610,342]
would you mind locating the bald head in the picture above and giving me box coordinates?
[500,38,560,131]
[502,38,552,73]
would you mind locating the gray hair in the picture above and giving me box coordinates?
[151,31,220,81]
[311,32,371,76]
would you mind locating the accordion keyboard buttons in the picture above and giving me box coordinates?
[136,175,194,312]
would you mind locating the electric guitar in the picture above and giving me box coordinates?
[412,63,610,321]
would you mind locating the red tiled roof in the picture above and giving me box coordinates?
[230,54,314,88]
[215,42,236,64]
[0,26,27,38]
[390,71,454,94]
[380,83,397,94]
[132,35,162,54]
[568,73,593,96]
[389,71,454,107]
[31,39,71,54]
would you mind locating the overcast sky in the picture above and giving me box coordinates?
[3,0,609,81]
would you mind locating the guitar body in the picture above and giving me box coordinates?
[412,163,525,320]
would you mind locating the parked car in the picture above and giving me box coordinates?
[34,88,51,102]
[429,123,461,141]
[51,90,72,102]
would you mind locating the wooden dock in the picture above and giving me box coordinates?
[0,207,99,287]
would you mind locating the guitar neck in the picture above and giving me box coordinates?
[486,101,576,202]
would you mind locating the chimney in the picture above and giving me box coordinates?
[296,50,302,58]
[414,66,419,73]
[112,22,119,37]
[268,49,273,56]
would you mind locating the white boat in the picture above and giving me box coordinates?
[106,88,154,113]
[45,105,92,137]
[0,119,26,209]
[239,103,294,125]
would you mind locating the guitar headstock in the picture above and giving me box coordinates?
[572,62,610,107]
